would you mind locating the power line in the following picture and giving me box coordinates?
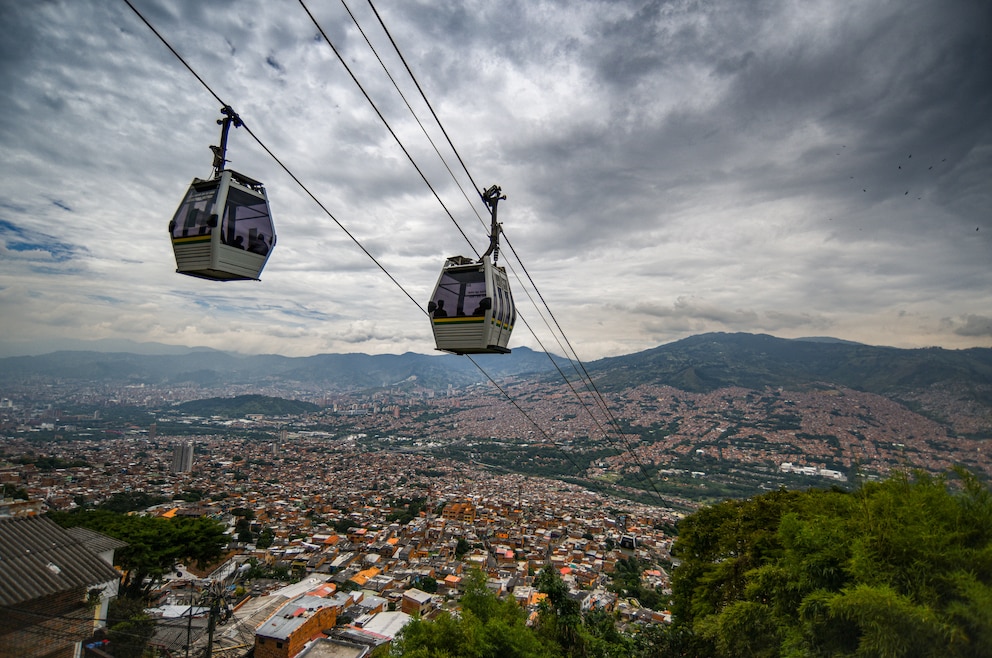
[357,2,668,502]
[119,0,607,500]
[123,0,664,505]
[465,356,616,500]
[298,0,479,255]
[121,0,423,314]
[295,1,640,499]
[364,0,485,202]
[501,233,668,502]
[338,0,486,227]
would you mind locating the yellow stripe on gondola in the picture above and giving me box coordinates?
[172,235,212,245]
[432,316,485,325]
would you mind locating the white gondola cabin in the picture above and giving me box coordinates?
[169,106,276,281]
[427,185,515,355]
[169,170,275,281]
[428,254,515,354]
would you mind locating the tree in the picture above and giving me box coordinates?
[50,509,227,598]
[96,491,168,514]
[392,568,555,657]
[668,470,992,657]
[105,597,156,658]
[535,566,585,656]
[256,526,275,549]
[412,575,438,594]
[584,608,634,657]
[1,483,29,500]
[610,556,667,611]
[107,613,155,658]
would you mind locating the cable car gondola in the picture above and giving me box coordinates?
[428,185,515,355]
[169,106,276,281]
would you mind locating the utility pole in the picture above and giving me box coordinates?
[200,582,226,658]
[185,580,194,658]
[203,595,218,658]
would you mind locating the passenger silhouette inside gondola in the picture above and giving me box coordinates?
[248,233,269,255]
[233,235,245,249]
[433,300,447,317]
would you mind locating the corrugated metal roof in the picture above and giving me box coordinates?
[66,525,128,554]
[0,516,122,606]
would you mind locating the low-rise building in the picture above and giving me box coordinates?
[255,595,339,658]
[400,588,434,617]
[0,515,123,658]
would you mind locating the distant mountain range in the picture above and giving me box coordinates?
[586,333,992,398]
[2,333,990,406]
[0,345,564,390]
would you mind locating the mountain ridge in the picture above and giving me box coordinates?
[1,333,989,409]
[585,332,992,398]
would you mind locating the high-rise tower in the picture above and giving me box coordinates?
[171,441,194,473]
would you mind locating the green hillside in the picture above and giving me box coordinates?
[588,332,992,397]
[173,394,320,417]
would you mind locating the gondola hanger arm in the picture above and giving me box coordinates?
[211,105,244,177]
[480,184,506,263]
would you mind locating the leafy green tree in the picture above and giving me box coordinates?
[50,509,227,598]
[176,489,203,502]
[333,517,357,533]
[97,491,168,514]
[392,568,554,657]
[1,483,29,500]
[535,566,585,656]
[104,597,156,657]
[631,622,700,657]
[668,470,992,657]
[412,575,438,594]
[107,613,155,658]
[610,556,667,611]
[256,526,275,549]
[583,608,634,657]
[339,579,362,593]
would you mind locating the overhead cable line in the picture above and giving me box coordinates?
[294,1,621,496]
[338,0,486,226]
[126,0,661,504]
[358,4,626,413]
[296,2,633,498]
[121,0,423,313]
[298,0,478,255]
[501,232,660,492]
[365,0,485,203]
[361,2,668,502]
[121,0,224,108]
[0,604,162,646]
[466,355,617,500]
[123,0,614,500]
[358,4,617,407]
[332,1,668,503]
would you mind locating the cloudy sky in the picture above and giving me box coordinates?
[1,0,989,361]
